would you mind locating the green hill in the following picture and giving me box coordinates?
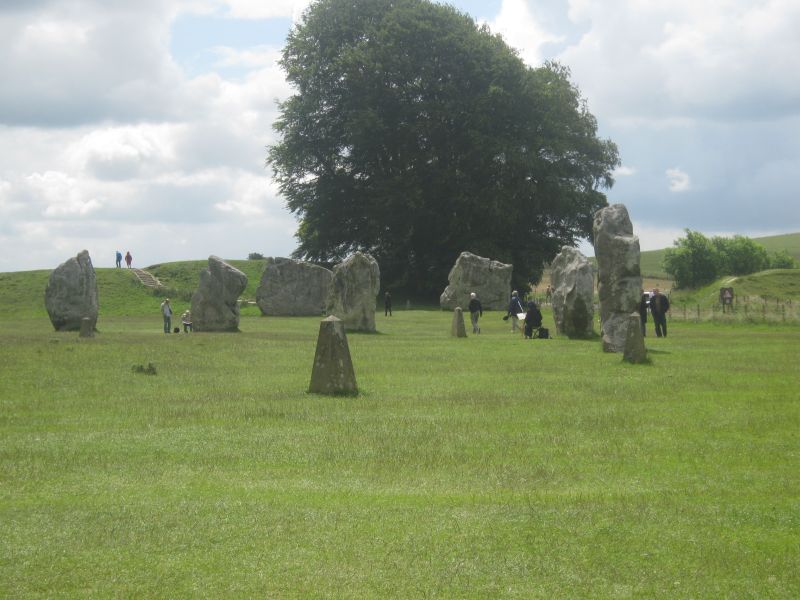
[639,231,800,279]
[0,259,267,320]
[669,269,800,306]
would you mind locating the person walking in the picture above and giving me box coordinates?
[125,251,133,268]
[468,292,482,334]
[115,250,122,268]
[160,298,173,334]
[650,288,670,337]
[384,291,392,316]
[507,290,525,333]
[639,291,649,337]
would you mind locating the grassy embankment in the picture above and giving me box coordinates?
[1,266,799,597]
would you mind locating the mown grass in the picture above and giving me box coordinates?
[148,259,267,302]
[1,310,798,598]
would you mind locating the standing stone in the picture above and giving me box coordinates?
[622,312,648,364]
[45,250,99,331]
[79,317,94,338]
[440,252,512,311]
[593,204,643,353]
[309,316,358,395]
[191,255,248,332]
[256,257,332,316]
[326,252,380,332]
[550,246,595,339]
[451,307,467,338]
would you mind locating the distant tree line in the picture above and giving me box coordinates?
[663,229,797,288]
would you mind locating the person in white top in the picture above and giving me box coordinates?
[160,298,173,334]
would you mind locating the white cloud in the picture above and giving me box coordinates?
[487,0,564,66]
[613,165,636,177]
[25,171,104,216]
[218,0,312,21]
[665,168,691,193]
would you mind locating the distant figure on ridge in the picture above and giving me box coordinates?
[649,288,670,337]
[125,251,132,268]
[160,298,173,334]
[384,291,392,316]
[115,250,122,268]
[468,292,482,334]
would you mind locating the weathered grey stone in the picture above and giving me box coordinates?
[440,252,512,311]
[550,246,594,339]
[326,252,380,332]
[79,317,94,338]
[45,250,99,331]
[191,255,248,332]
[309,316,358,395]
[593,204,643,352]
[256,257,332,316]
[451,307,467,338]
[623,312,648,364]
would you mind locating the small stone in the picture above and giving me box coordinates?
[451,307,467,337]
[309,316,358,395]
[79,317,94,338]
[623,312,648,364]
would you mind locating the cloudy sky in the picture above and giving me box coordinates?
[1,0,798,272]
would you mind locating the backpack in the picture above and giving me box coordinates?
[538,327,549,339]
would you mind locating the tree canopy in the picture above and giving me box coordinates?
[663,230,791,288]
[268,0,619,297]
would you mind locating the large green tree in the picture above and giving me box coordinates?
[268,0,619,297]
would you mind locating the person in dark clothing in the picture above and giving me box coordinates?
[639,291,649,337]
[524,301,543,339]
[125,251,132,268]
[650,288,670,337]
[384,291,392,316]
[468,292,483,334]
[507,290,525,333]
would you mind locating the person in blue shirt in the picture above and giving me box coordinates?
[115,250,122,268]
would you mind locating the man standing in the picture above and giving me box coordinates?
[650,288,670,337]
[161,298,173,334]
[468,292,482,334]
[115,250,122,268]
[507,290,524,333]
[125,251,132,268]
[384,291,392,316]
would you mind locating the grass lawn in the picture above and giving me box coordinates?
[1,311,798,598]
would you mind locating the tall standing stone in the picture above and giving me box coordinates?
[191,255,248,332]
[326,252,380,332]
[440,252,511,311]
[309,316,358,395]
[451,307,467,338]
[45,250,99,331]
[593,204,643,353]
[550,246,595,339]
[622,312,648,364]
[256,257,332,316]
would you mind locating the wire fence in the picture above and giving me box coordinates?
[528,294,800,325]
[668,297,799,324]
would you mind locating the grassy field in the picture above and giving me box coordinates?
[670,269,800,307]
[1,308,799,598]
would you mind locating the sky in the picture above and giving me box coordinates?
[1,0,799,272]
